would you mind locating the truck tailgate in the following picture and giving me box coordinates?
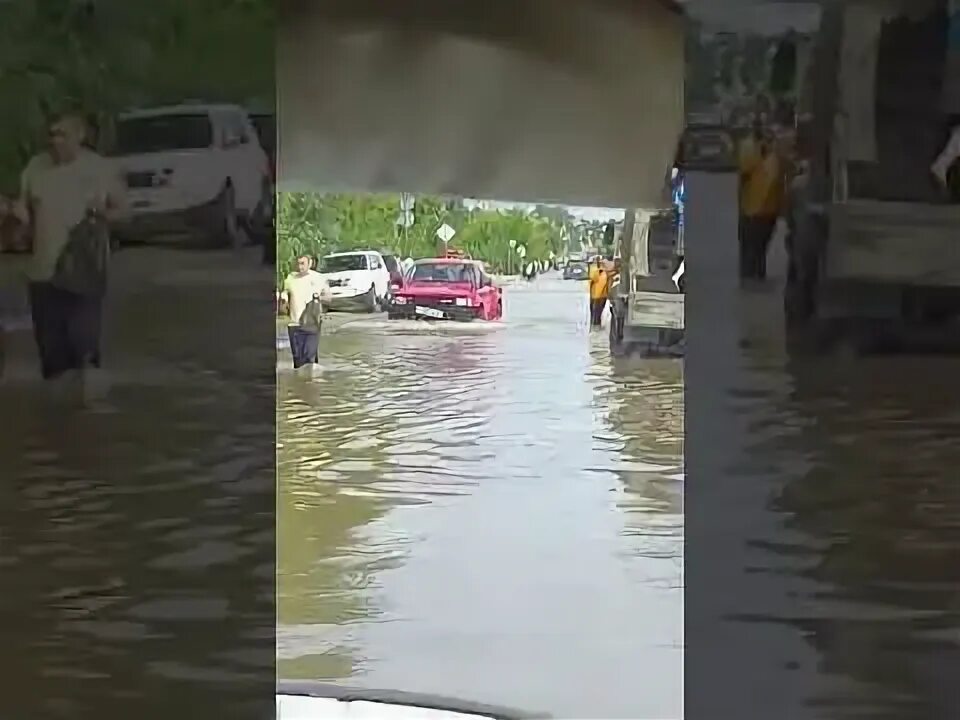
[628,290,684,329]
[828,199,960,286]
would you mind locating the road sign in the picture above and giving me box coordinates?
[396,211,414,228]
[508,239,517,249]
[399,193,416,211]
[436,223,456,243]
[517,245,527,258]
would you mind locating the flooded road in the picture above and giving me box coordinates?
[694,285,960,720]
[277,274,684,719]
[0,247,276,717]
[683,170,960,720]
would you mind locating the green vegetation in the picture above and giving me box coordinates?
[278,192,604,284]
[0,0,273,193]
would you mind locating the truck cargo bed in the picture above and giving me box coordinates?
[827,199,960,286]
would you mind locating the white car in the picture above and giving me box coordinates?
[318,251,392,312]
[106,103,272,246]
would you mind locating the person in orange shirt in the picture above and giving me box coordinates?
[588,256,609,328]
[738,123,786,280]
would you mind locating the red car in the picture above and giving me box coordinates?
[388,258,503,321]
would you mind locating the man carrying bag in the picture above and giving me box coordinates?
[14,113,124,403]
[280,255,332,370]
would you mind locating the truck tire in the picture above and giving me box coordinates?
[609,297,626,355]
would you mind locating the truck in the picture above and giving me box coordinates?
[787,0,960,352]
[608,204,685,356]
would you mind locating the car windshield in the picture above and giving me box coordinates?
[566,262,587,271]
[411,262,474,283]
[320,254,368,273]
[111,113,213,155]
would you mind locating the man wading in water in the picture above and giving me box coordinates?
[738,119,785,282]
[588,256,609,328]
[13,112,124,405]
[280,254,331,370]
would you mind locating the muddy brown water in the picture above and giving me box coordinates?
[277,275,684,718]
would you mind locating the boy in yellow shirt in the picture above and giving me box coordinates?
[738,126,785,280]
[588,256,609,328]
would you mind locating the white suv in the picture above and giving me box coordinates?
[318,251,392,312]
[106,103,271,246]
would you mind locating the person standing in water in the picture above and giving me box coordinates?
[13,112,125,403]
[587,256,609,328]
[738,121,786,281]
[280,254,331,369]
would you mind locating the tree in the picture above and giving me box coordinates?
[277,192,567,285]
[0,0,273,192]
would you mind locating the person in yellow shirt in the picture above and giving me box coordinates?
[588,256,609,328]
[738,124,786,281]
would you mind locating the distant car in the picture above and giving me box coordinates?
[388,258,503,321]
[678,124,736,171]
[563,261,589,280]
[106,103,271,246]
[318,250,392,312]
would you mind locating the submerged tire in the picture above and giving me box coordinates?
[215,184,240,248]
[362,286,377,313]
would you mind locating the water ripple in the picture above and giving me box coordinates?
[278,277,683,719]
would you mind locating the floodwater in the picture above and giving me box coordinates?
[0,247,276,717]
[693,285,960,720]
[681,168,960,720]
[277,274,684,719]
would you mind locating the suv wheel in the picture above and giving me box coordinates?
[362,286,377,313]
[216,184,240,248]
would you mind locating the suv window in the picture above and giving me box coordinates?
[250,113,275,155]
[220,111,250,147]
[320,254,368,273]
[111,113,213,155]
[382,255,400,274]
[234,112,251,144]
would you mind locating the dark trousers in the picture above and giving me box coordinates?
[288,325,320,368]
[28,282,102,380]
[590,297,607,327]
[739,215,777,280]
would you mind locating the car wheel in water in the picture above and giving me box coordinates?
[215,184,240,248]
[363,286,377,313]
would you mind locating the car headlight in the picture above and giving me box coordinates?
[455,297,469,306]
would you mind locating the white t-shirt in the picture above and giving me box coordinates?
[21,149,123,281]
[282,270,330,327]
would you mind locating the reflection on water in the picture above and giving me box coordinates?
[705,282,960,719]
[0,247,275,718]
[277,276,683,719]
